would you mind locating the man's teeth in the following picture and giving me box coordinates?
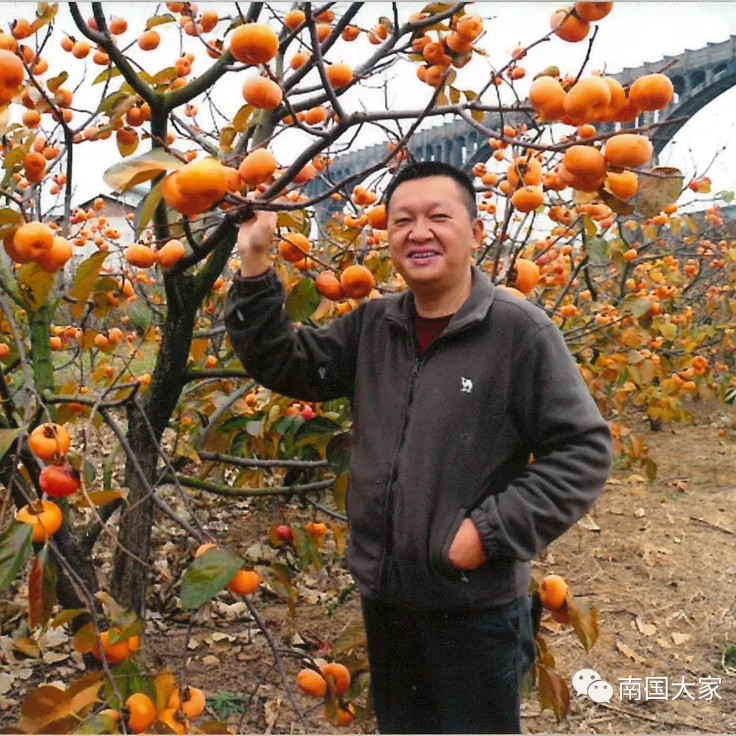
[411,252,438,259]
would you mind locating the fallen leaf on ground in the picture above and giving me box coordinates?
[616,640,648,665]
[636,617,656,636]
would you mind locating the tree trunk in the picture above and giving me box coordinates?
[108,408,158,616]
[110,275,198,615]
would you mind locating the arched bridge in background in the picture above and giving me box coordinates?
[308,35,736,222]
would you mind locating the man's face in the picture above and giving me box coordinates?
[387,176,483,291]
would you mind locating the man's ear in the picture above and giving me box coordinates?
[471,217,485,247]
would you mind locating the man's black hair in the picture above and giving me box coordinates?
[384,160,478,220]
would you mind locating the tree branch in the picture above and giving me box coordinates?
[166,473,335,498]
[69,3,157,106]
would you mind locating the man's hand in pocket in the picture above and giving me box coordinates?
[448,519,488,570]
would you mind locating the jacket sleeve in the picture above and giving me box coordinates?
[224,268,363,402]
[470,321,612,562]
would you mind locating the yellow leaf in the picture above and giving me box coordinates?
[72,621,96,654]
[174,441,201,465]
[636,167,683,218]
[66,671,104,714]
[14,636,40,658]
[103,148,184,192]
[154,672,178,714]
[18,685,71,734]
[17,263,55,313]
[190,338,209,361]
[76,489,129,508]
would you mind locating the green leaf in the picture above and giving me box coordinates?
[92,67,122,85]
[180,548,244,610]
[0,520,33,591]
[17,262,55,313]
[622,296,653,319]
[636,167,683,218]
[333,622,367,656]
[146,13,176,29]
[285,278,321,323]
[98,90,134,117]
[102,658,155,711]
[83,460,96,486]
[78,713,118,734]
[533,65,560,80]
[585,236,610,266]
[29,546,57,630]
[50,608,87,628]
[471,108,485,123]
[449,86,460,104]
[716,190,734,204]
[326,432,352,475]
[108,619,144,644]
[294,417,343,455]
[644,458,657,481]
[0,426,23,463]
[68,251,108,320]
[260,563,297,616]
[292,526,314,569]
[147,67,177,87]
[233,104,254,133]
[723,644,736,669]
[103,148,185,192]
[3,145,26,170]
[134,179,165,239]
[277,209,310,236]
[660,320,677,340]
[46,71,68,95]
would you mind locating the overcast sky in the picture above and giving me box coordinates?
[6,2,736,206]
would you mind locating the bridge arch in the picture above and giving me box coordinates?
[653,58,736,154]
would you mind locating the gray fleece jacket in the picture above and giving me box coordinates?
[225,264,612,610]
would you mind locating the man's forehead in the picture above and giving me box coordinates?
[390,177,464,210]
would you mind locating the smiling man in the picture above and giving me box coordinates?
[225,160,612,734]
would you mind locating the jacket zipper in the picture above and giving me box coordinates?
[378,355,422,594]
[378,321,477,595]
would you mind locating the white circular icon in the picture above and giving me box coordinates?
[587,679,614,703]
[572,668,601,696]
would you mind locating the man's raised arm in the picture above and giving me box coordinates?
[224,214,363,402]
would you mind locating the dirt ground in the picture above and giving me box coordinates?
[2,399,736,734]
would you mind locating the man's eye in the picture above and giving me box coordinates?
[431,213,449,220]
[393,218,410,225]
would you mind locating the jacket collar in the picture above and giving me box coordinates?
[383,265,495,335]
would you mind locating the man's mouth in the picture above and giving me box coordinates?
[408,249,441,260]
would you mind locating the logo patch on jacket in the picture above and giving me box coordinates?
[461,376,473,393]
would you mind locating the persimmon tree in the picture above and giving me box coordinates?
[1,1,735,731]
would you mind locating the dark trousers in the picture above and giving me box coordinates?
[360,593,536,734]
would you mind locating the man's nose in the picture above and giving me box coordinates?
[408,217,433,241]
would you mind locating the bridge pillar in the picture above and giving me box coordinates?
[445,138,453,165]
